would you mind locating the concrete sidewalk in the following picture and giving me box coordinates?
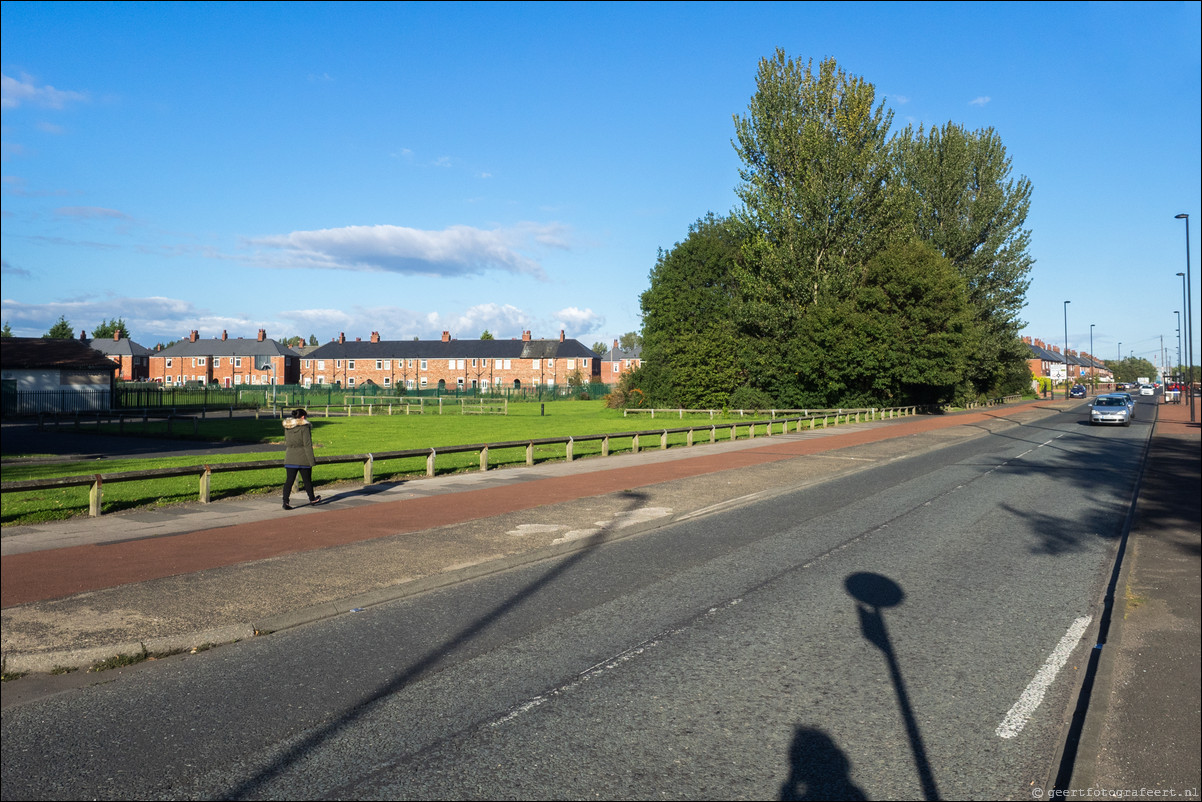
[2,398,1198,797]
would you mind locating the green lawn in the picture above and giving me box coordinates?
[2,400,803,525]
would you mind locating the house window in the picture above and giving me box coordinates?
[471,358,477,368]
[548,359,555,368]
[532,359,540,370]
[407,359,414,368]
[317,360,325,370]
[420,359,428,371]
[613,362,620,373]
[582,358,589,368]
[383,377,391,387]
[213,358,221,368]
[447,359,455,369]
[376,360,383,370]
[420,377,428,388]
[457,377,464,388]
[304,378,312,388]
[457,359,465,370]
[567,359,575,369]
[317,376,325,385]
[198,357,206,366]
[234,357,242,368]
[504,359,511,369]
[348,377,355,387]
[495,359,503,368]
[348,360,355,370]
[166,358,173,368]
[406,379,415,389]
[234,375,242,385]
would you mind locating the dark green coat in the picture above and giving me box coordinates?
[283,418,315,467]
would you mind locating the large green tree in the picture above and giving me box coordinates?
[730,52,901,393]
[44,315,73,339]
[91,318,129,339]
[892,122,1034,397]
[638,213,743,408]
[793,240,978,407]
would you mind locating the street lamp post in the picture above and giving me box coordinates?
[1175,213,1195,421]
[1176,310,1182,382]
[1063,300,1072,399]
[1089,323,1095,393]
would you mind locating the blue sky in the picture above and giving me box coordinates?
[2,1,1199,370]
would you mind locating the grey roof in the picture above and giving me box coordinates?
[1,337,119,371]
[306,338,599,361]
[155,337,301,358]
[88,337,153,357]
[605,344,641,361]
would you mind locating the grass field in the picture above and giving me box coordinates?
[2,400,814,525]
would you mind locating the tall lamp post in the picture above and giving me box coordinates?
[1175,213,1195,421]
[1176,310,1182,382]
[1063,300,1072,398]
[1089,323,1096,393]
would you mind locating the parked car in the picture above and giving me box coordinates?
[1091,395,1132,426]
[1069,384,1087,398]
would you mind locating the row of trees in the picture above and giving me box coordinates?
[630,52,1036,409]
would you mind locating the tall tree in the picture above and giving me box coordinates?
[618,332,642,352]
[892,122,1034,396]
[44,315,73,339]
[732,51,899,312]
[308,334,318,346]
[793,240,978,407]
[1,321,13,338]
[479,330,495,340]
[639,213,743,408]
[91,318,129,339]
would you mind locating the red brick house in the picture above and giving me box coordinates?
[83,330,152,381]
[601,339,642,381]
[147,329,300,387]
[300,330,601,391]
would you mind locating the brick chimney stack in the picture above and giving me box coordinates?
[113,330,121,342]
[79,330,88,341]
[522,330,531,342]
[190,330,199,343]
[370,331,380,344]
[559,329,565,342]
[222,330,228,341]
[442,331,451,343]
[257,329,266,342]
[338,332,346,344]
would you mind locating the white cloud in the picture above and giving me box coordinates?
[1,72,87,110]
[969,96,992,106]
[553,306,604,335]
[247,223,567,279]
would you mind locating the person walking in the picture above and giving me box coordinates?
[282,408,321,510]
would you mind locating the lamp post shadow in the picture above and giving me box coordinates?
[845,571,941,801]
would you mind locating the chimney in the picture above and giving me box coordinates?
[355,337,361,342]
[338,332,346,345]
[113,330,121,342]
[613,339,619,350]
[559,329,565,342]
[80,330,88,341]
[1022,336,1032,345]
[257,329,266,342]
[190,330,199,343]
[371,331,380,344]
[222,330,228,341]
[442,331,451,343]
[522,330,531,342]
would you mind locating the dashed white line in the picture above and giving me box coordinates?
[996,615,1093,739]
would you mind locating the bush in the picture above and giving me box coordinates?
[727,385,777,411]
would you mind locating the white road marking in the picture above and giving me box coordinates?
[996,615,1093,739]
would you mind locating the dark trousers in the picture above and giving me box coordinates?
[284,466,315,504]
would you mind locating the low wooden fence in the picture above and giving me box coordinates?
[3,407,919,518]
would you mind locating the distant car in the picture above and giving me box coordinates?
[1139,384,1155,396]
[1091,395,1132,426]
[1069,384,1087,398]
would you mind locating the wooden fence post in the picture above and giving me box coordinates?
[526,442,534,466]
[660,430,668,449]
[89,475,103,517]
[602,435,610,457]
[566,437,574,462]
[364,454,374,485]
[480,445,489,472]
[200,466,211,503]
[426,449,436,477]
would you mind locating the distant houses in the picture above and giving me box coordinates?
[148,329,300,387]
[1024,336,1112,387]
[600,338,642,381]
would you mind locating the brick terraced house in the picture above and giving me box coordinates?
[147,329,300,387]
[601,338,642,380]
[300,330,601,391]
[84,330,153,382]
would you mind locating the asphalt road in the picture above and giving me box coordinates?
[0,404,1147,800]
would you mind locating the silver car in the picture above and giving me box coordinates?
[1091,395,1132,426]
